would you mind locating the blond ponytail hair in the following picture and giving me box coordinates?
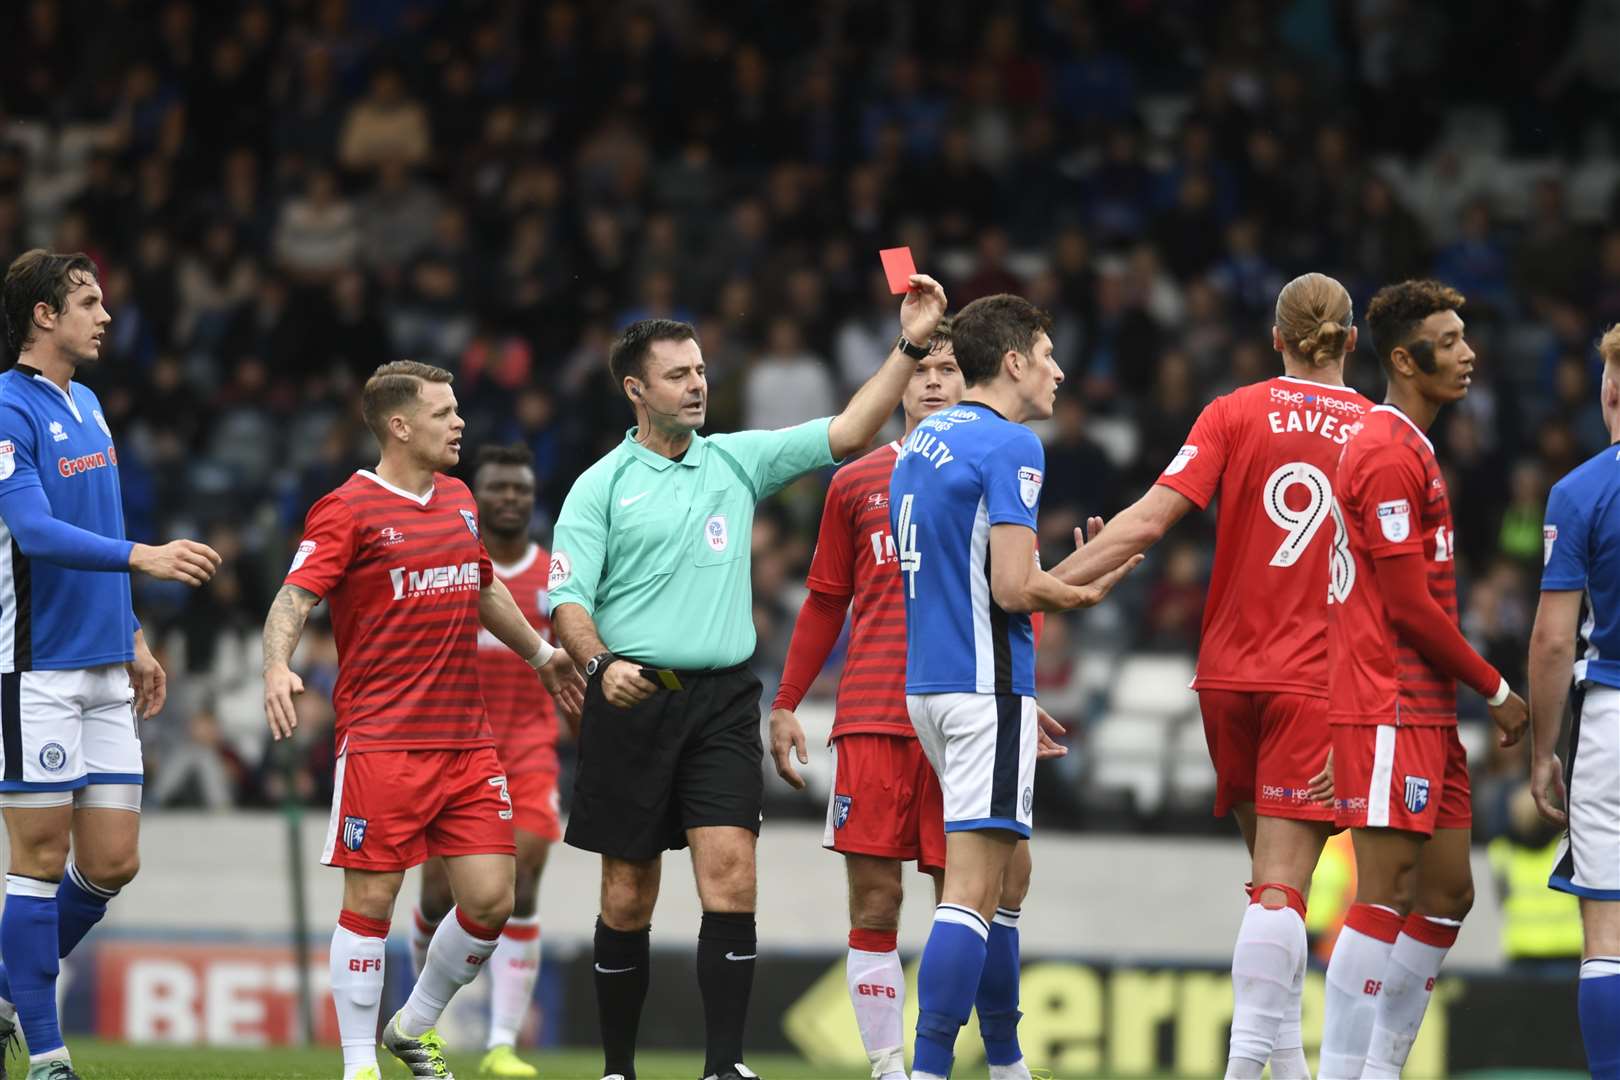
[1275,272,1353,368]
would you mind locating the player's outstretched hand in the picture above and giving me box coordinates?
[1491,690,1530,747]
[128,630,166,720]
[1035,706,1068,760]
[898,274,947,345]
[1067,553,1144,609]
[539,650,585,732]
[263,663,305,740]
[1307,748,1334,806]
[1075,517,1105,549]
[1531,752,1568,826]
[602,659,658,709]
[131,539,223,586]
[768,708,810,789]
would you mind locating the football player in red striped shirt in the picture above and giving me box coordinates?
[767,323,1065,1080]
[1051,274,1366,1079]
[1318,281,1526,1079]
[407,442,565,1079]
[261,362,584,1080]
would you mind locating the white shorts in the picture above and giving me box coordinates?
[906,692,1035,837]
[0,666,143,796]
[1553,684,1620,899]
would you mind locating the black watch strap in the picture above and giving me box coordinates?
[897,334,930,360]
[585,651,616,678]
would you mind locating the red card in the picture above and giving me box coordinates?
[879,246,917,294]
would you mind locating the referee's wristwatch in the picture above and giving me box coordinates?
[584,651,617,680]
[896,333,930,359]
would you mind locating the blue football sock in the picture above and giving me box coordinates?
[0,862,117,1008]
[1581,957,1620,1080]
[914,904,990,1078]
[976,907,1023,1066]
[2,875,64,1057]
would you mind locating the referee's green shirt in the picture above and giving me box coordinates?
[549,417,838,669]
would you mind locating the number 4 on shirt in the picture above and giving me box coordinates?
[896,493,922,597]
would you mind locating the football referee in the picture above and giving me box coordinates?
[550,275,946,1080]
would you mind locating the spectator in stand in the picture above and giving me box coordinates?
[273,167,358,281]
[743,317,837,432]
[339,65,431,172]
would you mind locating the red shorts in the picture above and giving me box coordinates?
[823,733,945,874]
[1331,723,1471,835]
[321,746,517,871]
[506,768,561,842]
[1198,690,1333,821]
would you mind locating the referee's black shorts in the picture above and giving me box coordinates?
[565,662,765,860]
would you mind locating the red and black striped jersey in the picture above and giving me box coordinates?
[807,443,912,738]
[477,542,558,774]
[1329,406,1461,726]
[286,470,495,752]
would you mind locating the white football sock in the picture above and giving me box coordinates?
[1268,945,1310,1079]
[988,1061,1033,1080]
[846,944,906,1079]
[330,922,386,1079]
[400,907,500,1036]
[1227,902,1306,1078]
[409,905,438,980]
[486,915,542,1050]
[1320,912,1399,1080]
[1362,919,1459,1078]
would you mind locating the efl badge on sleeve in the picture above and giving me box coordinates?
[834,794,852,830]
[342,815,368,852]
[1377,499,1411,543]
[1017,467,1044,509]
[1403,775,1430,815]
[1165,445,1198,476]
[288,540,316,573]
[1544,524,1558,566]
[460,509,479,539]
[0,440,14,481]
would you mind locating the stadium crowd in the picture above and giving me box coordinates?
[3,0,1619,839]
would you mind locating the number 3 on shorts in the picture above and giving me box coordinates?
[488,775,513,821]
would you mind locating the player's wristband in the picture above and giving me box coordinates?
[1487,677,1510,708]
[526,638,557,670]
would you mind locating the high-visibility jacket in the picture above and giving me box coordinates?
[1488,835,1583,960]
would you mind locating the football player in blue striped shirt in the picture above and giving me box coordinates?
[1529,323,1620,1080]
[0,250,219,1079]
[891,293,1138,1080]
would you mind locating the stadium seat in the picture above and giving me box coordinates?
[1088,711,1179,816]
[1167,715,1217,810]
[1107,654,1197,716]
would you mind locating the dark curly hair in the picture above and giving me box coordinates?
[1365,279,1466,376]
[475,442,535,470]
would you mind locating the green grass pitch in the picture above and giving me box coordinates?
[55,1042,833,1080]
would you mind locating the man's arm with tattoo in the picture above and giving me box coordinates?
[263,584,320,740]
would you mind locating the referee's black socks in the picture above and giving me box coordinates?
[594,917,651,1080]
[697,910,757,1075]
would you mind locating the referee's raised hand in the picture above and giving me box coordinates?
[130,538,222,586]
[602,659,658,709]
